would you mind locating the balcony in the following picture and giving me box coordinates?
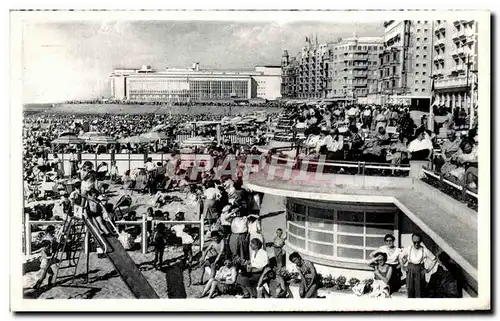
[452,28,469,41]
[434,22,446,33]
[353,83,367,87]
[353,49,369,54]
[353,65,368,70]
[434,39,446,49]
[433,53,445,62]
[452,64,466,74]
[434,76,468,90]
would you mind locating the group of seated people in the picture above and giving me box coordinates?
[433,128,478,189]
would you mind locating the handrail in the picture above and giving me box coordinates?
[82,216,109,254]
[421,167,478,204]
[269,154,411,172]
[24,215,205,255]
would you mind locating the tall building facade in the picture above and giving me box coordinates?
[281,50,300,98]
[328,36,384,101]
[432,20,478,109]
[281,38,331,99]
[379,20,433,97]
[110,64,281,102]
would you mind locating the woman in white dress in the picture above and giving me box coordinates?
[368,234,403,294]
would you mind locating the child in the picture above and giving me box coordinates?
[109,161,119,182]
[180,225,195,286]
[273,228,286,269]
[32,240,55,289]
[152,223,167,270]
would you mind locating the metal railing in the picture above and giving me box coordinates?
[268,146,411,177]
[421,167,478,208]
[24,213,205,256]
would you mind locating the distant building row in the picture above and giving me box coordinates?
[110,64,282,102]
[281,20,478,109]
[281,36,383,101]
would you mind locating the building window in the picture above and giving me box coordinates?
[424,55,427,58]
[423,63,427,67]
[415,88,419,92]
[417,30,420,34]
[416,72,419,75]
[416,63,420,67]
[422,88,426,92]
[415,80,419,83]
[416,55,420,58]
[423,72,427,75]
[422,80,426,83]
[416,46,420,50]
[424,46,427,50]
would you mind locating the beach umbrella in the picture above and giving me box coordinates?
[229,116,243,124]
[78,132,116,144]
[151,124,171,132]
[52,135,84,145]
[78,131,103,140]
[58,131,77,137]
[140,131,169,142]
[118,135,150,144]
[85,136,116,144]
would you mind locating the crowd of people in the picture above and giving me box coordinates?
[271,103,478,186]
[24,101,476,299]
[62,99,286,108]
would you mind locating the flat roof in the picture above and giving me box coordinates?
[245,169,478,277]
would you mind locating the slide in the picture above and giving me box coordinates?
[84,219,159,299]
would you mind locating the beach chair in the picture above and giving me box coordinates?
[113,194,133,220]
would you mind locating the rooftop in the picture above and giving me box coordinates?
[245,155,478,281]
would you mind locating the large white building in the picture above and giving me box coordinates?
[110,64,281,102]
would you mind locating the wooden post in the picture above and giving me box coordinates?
[461,178,467,202]
[25,213,31,255]
[200,219,205,251]
[142,214,148,254]
[85,229,90,284]
[84,229,89,254]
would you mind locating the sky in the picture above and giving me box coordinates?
[22,20,384,103]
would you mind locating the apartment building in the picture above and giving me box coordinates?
[281,37,331,99]
[379,20,433,97]
[432,20,478,109]
[328,36,384,101]
[281,50,300,98]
